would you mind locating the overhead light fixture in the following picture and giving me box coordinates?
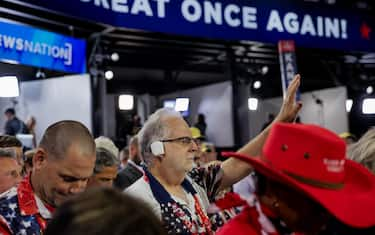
[111,52,120,62]
[118,95,134,110]
[163,100,176,109]
[253,80,262,89]
[346,99,353,112]
[35,68,46,79]
[0,76,19,97]
[366,86,373,94]
[362,98,375,114]
[248,98,258,111]
[105,70,114,80]
[175,98,189,112]
[261,66,269,75]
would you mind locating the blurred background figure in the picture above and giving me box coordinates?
[0,135,24,168]
[3,108,28,136]
[190,127,205,166]
[347,128,375,174]
[339,132,357,146]
[0,148,22,195]
[114,136,143,190]
[200,142,217,165]
[23,149,35,176]
[45,188,167,235]
[193,113,207,137]
[25,116,37,148]
[88,137,120,188]
[131,114,143,135]
[119,146,129,169]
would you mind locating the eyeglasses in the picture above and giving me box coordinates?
[161,136,200,146]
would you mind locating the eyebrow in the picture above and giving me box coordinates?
[59,173,90,181]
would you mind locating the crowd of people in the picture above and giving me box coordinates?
[0,74,374,234]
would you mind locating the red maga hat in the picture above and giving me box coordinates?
[224,123,375,228]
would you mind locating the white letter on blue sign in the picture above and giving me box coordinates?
[266,10,284,32]
[224,4,241,27]
[242,6,257,29]
[300,14,316,36]
[284,12,299,34]
[325,18,340,38]
[154,0,170,18]
[182,0,202,22]
[131,0,153,16]
[95,0,110,9]
[112,0,129,13]
[203,1,222,25]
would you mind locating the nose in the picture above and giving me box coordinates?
[69,180,87,194]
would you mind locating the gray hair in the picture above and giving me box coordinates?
[138,108,182,166]
[0,147,16,159]
[347,128,375,174]
[94,148,120,174]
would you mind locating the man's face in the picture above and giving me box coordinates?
[34,143,95,207]
[4,112,12,120]
[130,143,141,165]
[161,117,198,173]
[87,166,118,188]
[0,158,22,193]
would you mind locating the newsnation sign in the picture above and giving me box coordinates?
[24,0,374,51]
[0,21,86,73]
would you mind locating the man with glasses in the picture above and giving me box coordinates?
[126,75,302,234]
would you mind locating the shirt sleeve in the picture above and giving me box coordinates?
[188,163,224,202]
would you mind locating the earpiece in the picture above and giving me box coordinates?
[150,141,165,156]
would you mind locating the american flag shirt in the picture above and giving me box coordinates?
[126,164,223,235]
[0,176,53,235]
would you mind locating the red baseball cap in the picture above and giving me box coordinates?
[224,123,375,228]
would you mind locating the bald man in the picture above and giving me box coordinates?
[0,121,96,235]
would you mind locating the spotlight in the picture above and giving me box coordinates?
[35,68,46,79]
[105,70,114,80]
[0,76,19,97]
[248,98,258,111]
[362,98,375,114]
[175,98,190,112]
[366,86,373,94]
[253,80,262,89]
[261,66,269,75]
[346,99,353,112]
[111,52,120,62]
[119,95,134,110]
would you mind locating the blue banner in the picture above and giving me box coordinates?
[0,21,86,73]
[278,40,300,101]
[23,0,375,52]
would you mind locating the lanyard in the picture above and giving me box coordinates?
[143,169,213,235]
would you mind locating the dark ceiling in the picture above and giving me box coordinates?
[0,0,374,98]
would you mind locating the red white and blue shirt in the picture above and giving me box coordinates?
[0,176,54,235]
[125,165,223,235]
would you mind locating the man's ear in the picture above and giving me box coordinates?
[33,148,48,171]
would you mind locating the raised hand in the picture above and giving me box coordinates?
[275,74,303,123]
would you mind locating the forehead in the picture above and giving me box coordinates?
[0,158,18,170]
[164,117,191,137]
[52,144,95,176]
[95,166,118,179]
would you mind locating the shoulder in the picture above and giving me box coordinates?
[0,188,21,233]
[124,177,161,219]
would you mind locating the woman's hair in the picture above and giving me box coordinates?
[45,188,166,235]
[347,128,375,174]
